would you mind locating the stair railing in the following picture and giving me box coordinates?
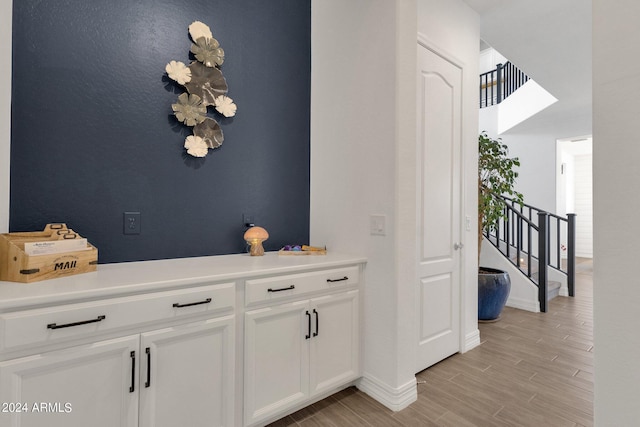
[479,61,530,108]
[484,194,576,312]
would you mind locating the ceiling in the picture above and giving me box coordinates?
[464,0,592,137]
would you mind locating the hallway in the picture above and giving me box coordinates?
[269,258,593,426]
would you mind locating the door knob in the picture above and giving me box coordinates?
[454,242,464,250]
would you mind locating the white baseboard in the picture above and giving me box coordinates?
[506,296,540,313]
[560,286,569,297]
[356,373,417,412]
[463,329,481,352]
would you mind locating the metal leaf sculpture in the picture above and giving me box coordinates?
[194,118,224,149]
[190,36,225,67]
[185,62,228,106]
[165,21,237,158]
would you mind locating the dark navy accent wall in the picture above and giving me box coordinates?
[11,0,311,263]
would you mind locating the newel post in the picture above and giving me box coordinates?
[537,212,548,313]
[496,63,503,104]
[567,213,577,297]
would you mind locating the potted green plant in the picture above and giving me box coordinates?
[478,132,523,321]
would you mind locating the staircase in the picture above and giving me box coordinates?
[483,194,576,312]
[480,61,529,108]
[479,58,557,134]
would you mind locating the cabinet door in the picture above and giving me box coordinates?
[244,301,310,425]
[0,335,139,427]
[139,315,235,427]
[309,290,360,396]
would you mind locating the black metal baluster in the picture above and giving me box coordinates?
[490,70,494,105]
[505,207,511,259]
[496,63,502,103]
[527,225,532,277]
[556,217,561,269]
[517,217,522,268]
[546,215,551,268]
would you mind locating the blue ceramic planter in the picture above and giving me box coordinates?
[478,267,511,321]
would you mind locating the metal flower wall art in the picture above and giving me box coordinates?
[166,21,237,158]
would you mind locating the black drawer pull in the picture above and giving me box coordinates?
[47,315,106,330]
[145,347,151,388]
[172,298,212,308]
[305,311,311,339]
[268,285,295,293]
[130,351,136,393]
[327,276,349,283]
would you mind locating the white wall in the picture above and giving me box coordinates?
[478,110,558,213]
[593,1,640,424]
[556,137,592,216]
[497,80,557,134]
[0,1,11,233]
[501,132,557,212]
[480,115,592,218]
[310,0,416,407]
[557,148,575,216]
[479,47,507,74]
[573,154,593,258]
[311,0,479,410]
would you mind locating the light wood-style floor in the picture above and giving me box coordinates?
[269,258,593,426]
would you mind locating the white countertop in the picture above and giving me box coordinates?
[0,252,366,311]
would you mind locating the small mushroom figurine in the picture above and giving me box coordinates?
[244,226,269,256]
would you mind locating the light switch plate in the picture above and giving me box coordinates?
[370,214,386,236]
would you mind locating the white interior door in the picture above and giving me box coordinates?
[416,42,462,372]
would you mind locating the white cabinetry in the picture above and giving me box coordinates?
[0,335,139,427]
[0,252,365,427]
[245,301,310,422]
[139,316,234,427]
[309,291,359,396]
[244,267,360,426]
[0,283,235,427]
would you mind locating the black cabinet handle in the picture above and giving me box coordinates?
[268,285,295,293]
[145,347,151,388]
[172,298,212,308]
[130,351,136,393]
[47,315,106,330]
[326,276,348,283]
[305,311,311,339]
[313,309,319,337]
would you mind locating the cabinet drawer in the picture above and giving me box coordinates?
[0,282,235,352]
[245,266,359,307]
